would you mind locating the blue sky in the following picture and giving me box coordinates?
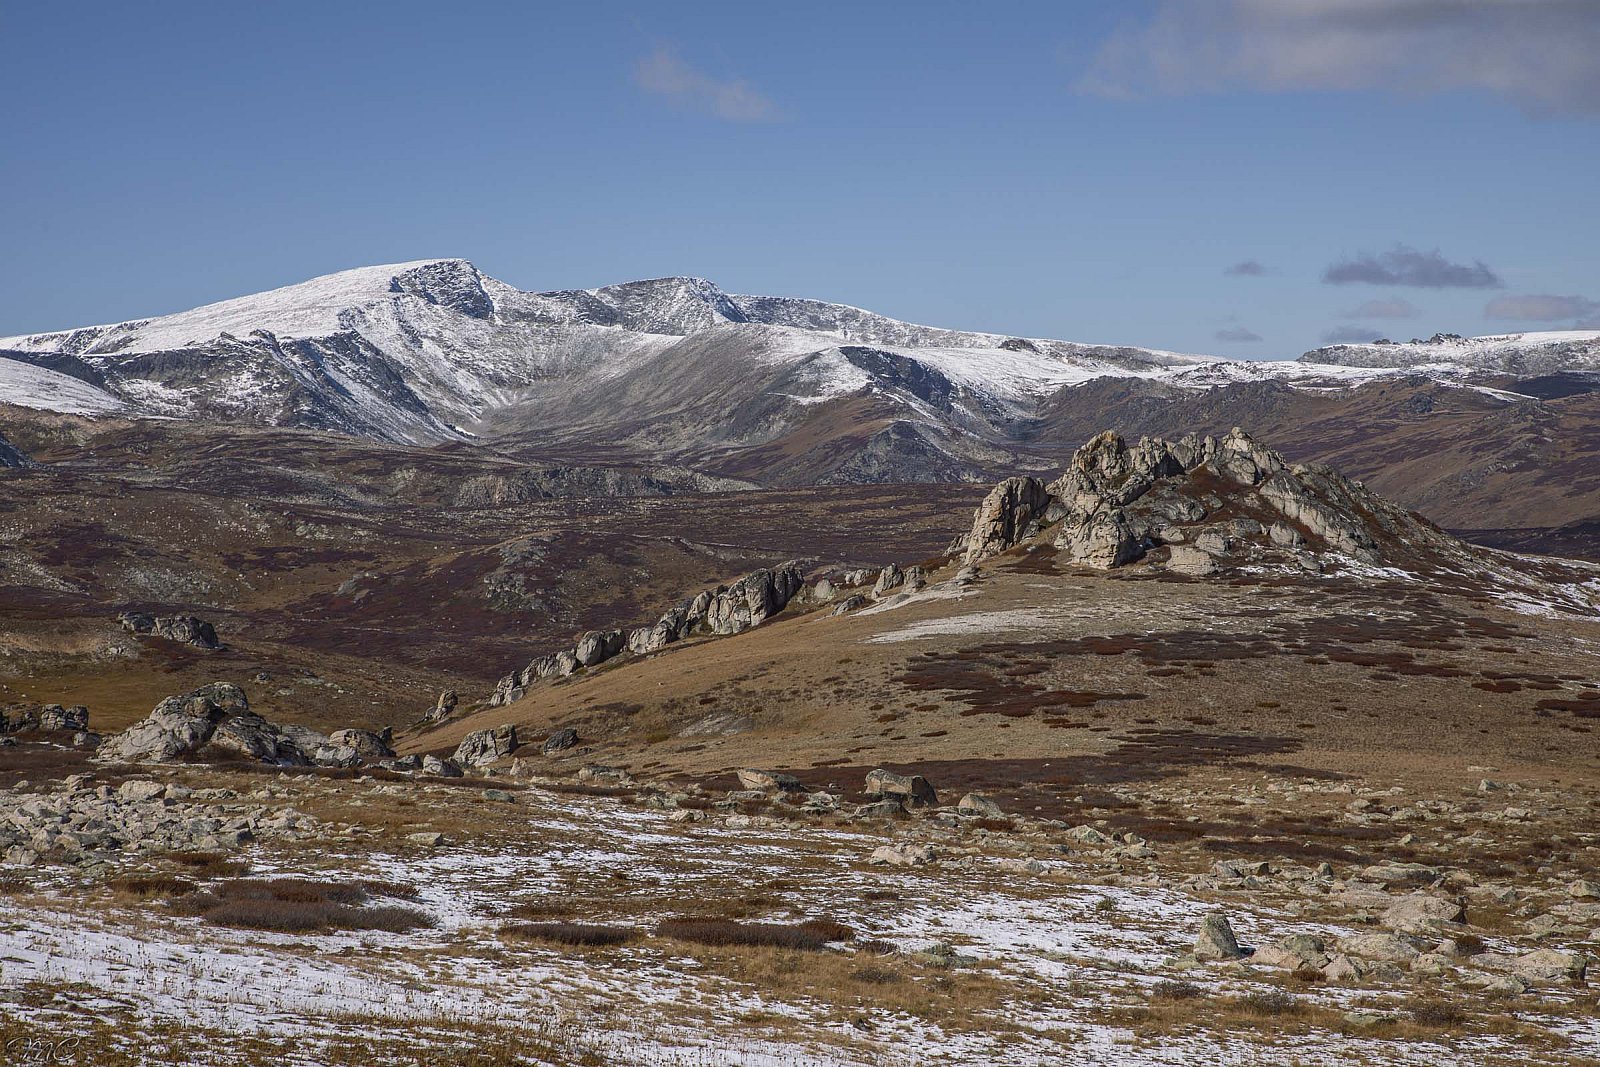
[2,0,1596,358]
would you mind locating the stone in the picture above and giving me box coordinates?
[1055,508,1145,568]
[94,683,251,764]
[542,727,579,755]
[864,768,938,808]
[735,769,802,792]
[117,780,166,803]
[869,842,936,867]
[831,594,869,616]
[36,705,89,733]
[407,831,445,847]
[327,729,395,762]
[1165,544,1221,576]
[421,754,463,778]
[482,789,516,803]
[1252,934,1329,970]
[1511,948,1587,984]
[872,563,905,597]
[1194,914,1246,960]
[1342,933,1423,963]
[1382,894,1465,934]
[957,793,1005,819]
[574,629,626,668]
[957,475,1052,564]
[1064,825,1111,846]
[453,724,519,768]
[117,612,223,650]
[1569,879,1600,900]
[1321,955,1363,982]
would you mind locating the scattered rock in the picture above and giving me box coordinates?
[453,725,519,768]
[1194,913,1246,960]
[1512,948,1587,985]
[735,769,801,792]
[865,768,938,808]
[957,793,1004,819]
[542,727,579,755]
[869,843,937,867]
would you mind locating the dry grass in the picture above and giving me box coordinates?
[160,876,433,933]
[654,917,853,951]
[501,922,638,947]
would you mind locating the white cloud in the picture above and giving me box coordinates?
[1076,1,1600,115]
[634,45,777,122]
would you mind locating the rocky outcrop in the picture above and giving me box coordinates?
[2,704,89,734]
[958,476,1052,565]
[453,724,519,767]
[117,612,223,650]
[94,683,397,771]
[951,428,1461,576]
[489,563,806,707]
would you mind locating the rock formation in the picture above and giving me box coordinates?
[489,563,806,707]
[117,612,223,650]
[952,428,1460,576]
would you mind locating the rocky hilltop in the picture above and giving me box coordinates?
[952,427,1467,577]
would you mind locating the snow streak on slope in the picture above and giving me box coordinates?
[0,357,126,415]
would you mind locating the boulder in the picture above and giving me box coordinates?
[1166,543,1221,576]
[957,793,1005,819]
[831,594,869,616]
[1342,932,1423,963]
[327,729,395,762]
[453,725,519,768]
[865,768,938,808]
[869,842,937,867]
[542,727,579,755]
[1194,913,1246,960]
[958,476,1052,565]
[1512,948,1587,984]
[1055,509,1145,568]
[735,768,801,792]
[1252,934,1329,971]
[872,563,906,597]
[1382,894,1464,934]
[421,754,463,778]
[38,705,89,733]
[117,612,223,650]
[93,683,250,764]
[574,629,625,668]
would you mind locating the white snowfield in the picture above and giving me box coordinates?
[1,259,1594,431]
[0,357,125,415]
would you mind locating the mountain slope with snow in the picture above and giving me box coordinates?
[4,259,1598,485]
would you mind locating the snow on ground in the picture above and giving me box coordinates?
[0,357,126,415]
[0,783,1496,1066]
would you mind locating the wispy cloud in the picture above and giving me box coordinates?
[1341,297,1420,319]
[1215,326,1263,342]
[1321,325,1382,344]
[1484,293,1600,322]
[1224,260,1267,277]
[1323,246,1501,289]
[634,45,777,122]
[1075,1,1600,115]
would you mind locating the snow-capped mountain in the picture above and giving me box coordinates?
[3,258,1597,484]
[1300,331,1600,374]
[0,259,1211,448]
